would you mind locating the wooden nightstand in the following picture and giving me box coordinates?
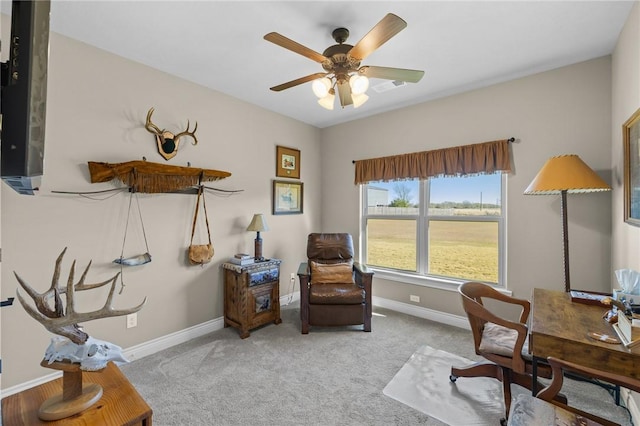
[222,259,282,338]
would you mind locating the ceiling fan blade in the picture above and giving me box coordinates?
[269,73,328,92]
[348,13,407,61]
[264,32,329,64]
[360,66,425,83]
[337,80,353,107]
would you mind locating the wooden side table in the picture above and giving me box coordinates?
[222,259,282,338]
[1,362,152,425]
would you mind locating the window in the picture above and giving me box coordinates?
[362,174,505,287]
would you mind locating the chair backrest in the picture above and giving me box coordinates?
[307,233,354,264]
[458,281,530,372]
[459,282,495,351]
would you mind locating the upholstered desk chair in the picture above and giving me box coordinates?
[297,233,374,334]
[508,357,640,426]
[450,282,552,423]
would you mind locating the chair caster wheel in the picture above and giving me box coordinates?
[449,374,458,382]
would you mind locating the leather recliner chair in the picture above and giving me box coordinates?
[298,233,374,334]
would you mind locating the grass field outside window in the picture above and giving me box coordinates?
[363,175,505,286]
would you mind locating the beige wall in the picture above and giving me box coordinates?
[611,0,640,411]
[0,24,321,388]
[321,57,613,315]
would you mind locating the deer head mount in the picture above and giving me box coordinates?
[145,107,198,161]
[15,248,147,345]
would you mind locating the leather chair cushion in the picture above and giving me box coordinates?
[307,233,354,261]
[310,260,354,284]
[479,322,530,358]
[309,283,364,305]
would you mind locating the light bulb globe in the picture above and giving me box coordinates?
[349,75,369,95]
[352,93,369,108]
[318,91,335,110]
[312,78,331,98]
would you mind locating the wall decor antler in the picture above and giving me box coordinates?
[145,107,198,161]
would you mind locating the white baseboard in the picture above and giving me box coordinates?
[372,295,470,330]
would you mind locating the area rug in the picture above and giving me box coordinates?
[383,345,515,426]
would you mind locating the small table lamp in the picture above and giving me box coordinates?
[524,154,611,292]
[247,214,269,260]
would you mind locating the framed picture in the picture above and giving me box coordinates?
[624,107,640,226]
[273,180,303,215]
[276,146,300,179]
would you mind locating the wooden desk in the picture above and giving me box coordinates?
[530,288,640,387]
[2,362,152,425]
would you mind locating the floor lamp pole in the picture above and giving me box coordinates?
[560,190,570,292]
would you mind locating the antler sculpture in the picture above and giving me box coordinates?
[145,107,198,160]
[15,248,147,345]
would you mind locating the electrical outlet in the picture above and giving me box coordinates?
[290,273,295,280]
[410,295,420,303]
[126,313,137,328]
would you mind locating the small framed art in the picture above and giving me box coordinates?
[276,146,300,179]
[624,107,640,226]
[273,180,303,215]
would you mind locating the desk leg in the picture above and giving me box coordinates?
[533,357,621,406]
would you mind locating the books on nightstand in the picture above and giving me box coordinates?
[229,253,254,266]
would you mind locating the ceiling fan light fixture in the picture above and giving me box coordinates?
[318,89,335,110]
[265,13,423,113]
[352,93,369,108]
[349,75,369,95]
[312,77,332,98]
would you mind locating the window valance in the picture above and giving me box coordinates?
[353,139,512,185]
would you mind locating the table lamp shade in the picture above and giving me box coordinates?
[247,214,269,232]
[524,155,611,194]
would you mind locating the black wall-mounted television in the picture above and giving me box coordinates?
[1,0,51,195]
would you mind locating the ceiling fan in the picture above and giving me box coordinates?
[264,13,425,110]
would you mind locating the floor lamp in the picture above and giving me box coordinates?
[524,155,611,292]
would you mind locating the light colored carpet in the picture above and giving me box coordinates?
[383,345,506,425]
[120,303,631,425]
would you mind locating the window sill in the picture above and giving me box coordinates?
[369,267,511,295]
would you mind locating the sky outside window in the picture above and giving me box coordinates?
[371,174,501,206]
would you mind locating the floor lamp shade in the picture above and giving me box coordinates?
[524,155,610,195]
[524,155,611,292]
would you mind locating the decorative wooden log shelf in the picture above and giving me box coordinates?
[88,160,232,194]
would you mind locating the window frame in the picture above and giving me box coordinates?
[360,174,507,290]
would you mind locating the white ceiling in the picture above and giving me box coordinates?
[2,1,635,128]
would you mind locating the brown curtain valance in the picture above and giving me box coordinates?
[354,139,512,185]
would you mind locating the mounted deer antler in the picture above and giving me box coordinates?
[15,248,147,345]
[145,107,198,161]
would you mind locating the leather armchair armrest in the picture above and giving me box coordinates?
[354,261,372,275]
[353,262,373,316]
[298,262,310,301]
[297,262,310,277]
